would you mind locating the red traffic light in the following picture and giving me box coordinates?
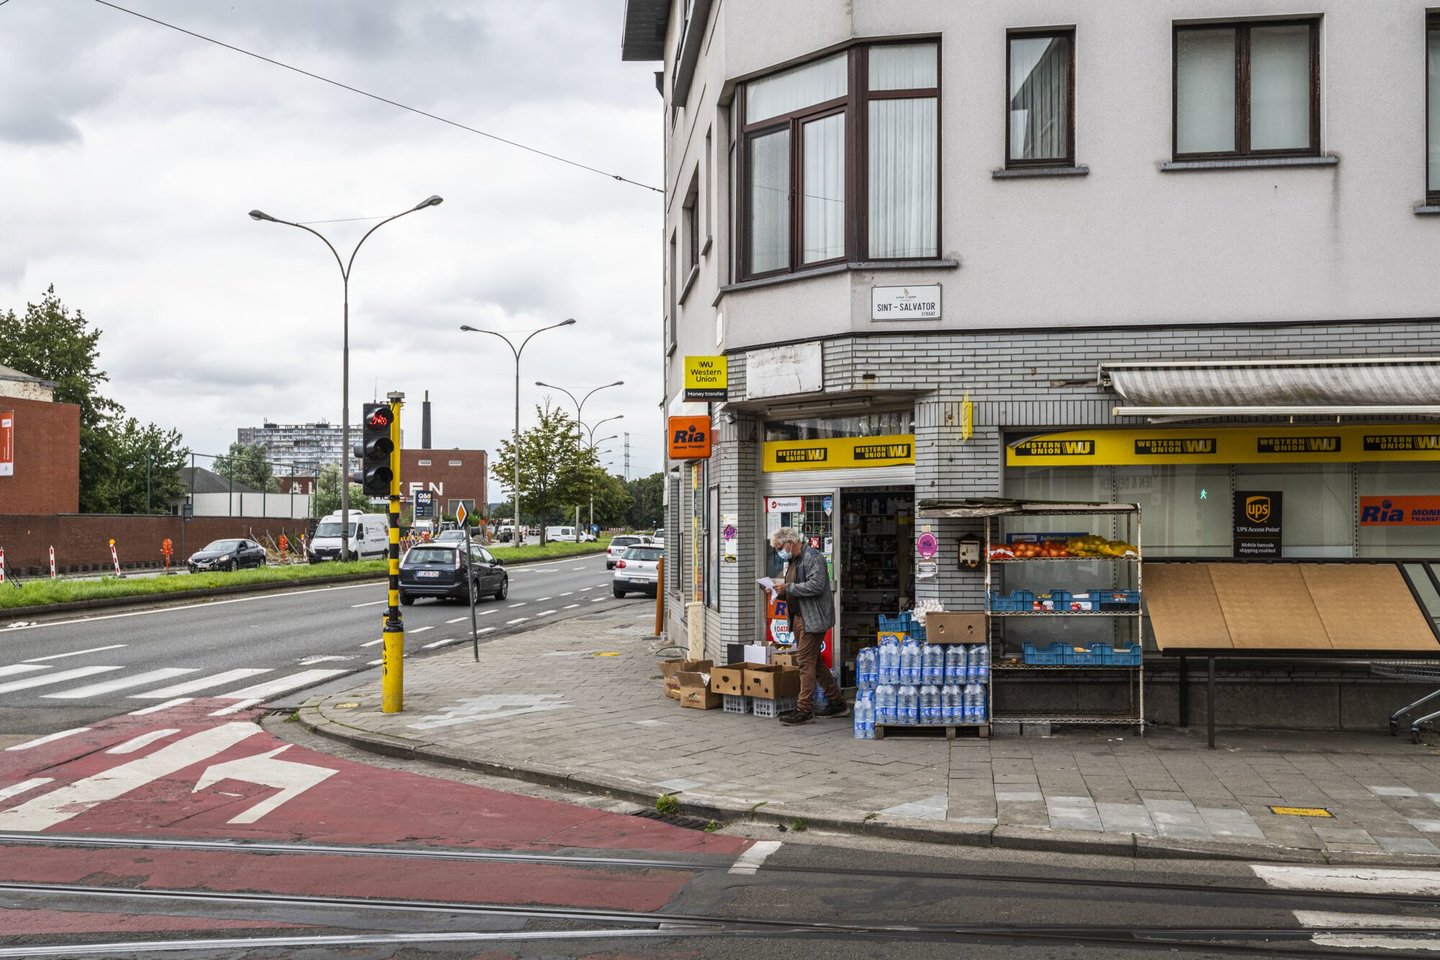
[366,406,393,429]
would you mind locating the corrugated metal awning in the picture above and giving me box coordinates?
[1100,357,1440,417]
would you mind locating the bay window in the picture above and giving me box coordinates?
[1429,14,1440,203]
[737,42,939,280]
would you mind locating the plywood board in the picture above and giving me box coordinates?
[1209,564,1328,650]
[1144,564,1233,651]
[1301,564,1440,652]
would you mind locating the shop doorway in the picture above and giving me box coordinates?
[838,487,914,683]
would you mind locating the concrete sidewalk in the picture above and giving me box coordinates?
[297,602,1440,865]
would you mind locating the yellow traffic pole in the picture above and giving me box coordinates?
[382,391,405,713]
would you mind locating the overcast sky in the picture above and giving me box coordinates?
[0,0,665,484]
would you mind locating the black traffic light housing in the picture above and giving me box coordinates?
[354,403,395,496]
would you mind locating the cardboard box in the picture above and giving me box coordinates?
[744,664,801,699]
[925,612,988,644]
[661,658,713,699]
[710,662,749,695]
[770,652,800,669]
[744,643,771,664]
[678,671,722,709]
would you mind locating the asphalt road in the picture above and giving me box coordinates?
[0,554,643,737]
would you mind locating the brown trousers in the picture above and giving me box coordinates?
[791,612,841,713]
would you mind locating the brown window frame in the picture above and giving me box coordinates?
[1429,14,1440,205]
[735,41,941,282]
[1171,18,1321,161]
[1005,27,1076,169]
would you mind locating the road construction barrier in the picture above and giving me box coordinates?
[108,539,121,577]
[48,546,56,578]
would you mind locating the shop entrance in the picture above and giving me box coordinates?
[838,487,914,683]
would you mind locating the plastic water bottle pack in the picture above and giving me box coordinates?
[875,683,896,725]
[919,684,940,723]
[900,638,922,685]
[852,697,875,739]
[896,684,919,725]
[878,638,901,685]
[922,644,945,683]
[944,644,968,683]
[941,683,961,723]
[967,642,990,682]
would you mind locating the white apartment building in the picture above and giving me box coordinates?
[237,421,361,476]
[623,3,1440,690]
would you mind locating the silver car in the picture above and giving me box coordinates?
[605,534,651,569]
[612,544,663,597]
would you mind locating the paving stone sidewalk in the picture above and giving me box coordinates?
[299,602,1440,864]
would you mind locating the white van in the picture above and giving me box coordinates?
[544,525,579,543]
[309,512,389,562]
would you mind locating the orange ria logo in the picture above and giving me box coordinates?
[667,416,712,459]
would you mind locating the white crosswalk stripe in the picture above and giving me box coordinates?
[220,669,348,700]
[43,668,198,700]
[0,665,48,679]
[0,666,120,695]
[1254,864,1440,951]
[130,668,273,700]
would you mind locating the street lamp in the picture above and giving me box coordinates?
[584,415,624,449]
[534,382,625,536]
[460,319,576,545]
[249,194,442,560]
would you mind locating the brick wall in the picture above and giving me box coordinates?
[0,515,314,574]
[399,449,487,516]
[0,396,80,515]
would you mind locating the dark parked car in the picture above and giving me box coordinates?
[188,538,267,573]
[398,542,508,605]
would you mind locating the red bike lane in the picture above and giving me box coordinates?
[0,700,750,938]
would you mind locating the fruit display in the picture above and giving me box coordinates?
[987,535,1138,560]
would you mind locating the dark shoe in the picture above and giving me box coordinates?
[778,709,814,725]
[816,699,849,718]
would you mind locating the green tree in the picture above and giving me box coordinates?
[212,441,279,492]
[0,286,190,513]
[624,472,664,529]
[491,402,593,541]
[312,463,365,518]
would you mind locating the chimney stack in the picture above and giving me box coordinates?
[422,391,432,449]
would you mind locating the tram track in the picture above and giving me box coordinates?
[0,879,1434,958]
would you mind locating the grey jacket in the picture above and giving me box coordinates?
[785,544,835,634]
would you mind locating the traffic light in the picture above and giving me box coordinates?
[354,403,395,496]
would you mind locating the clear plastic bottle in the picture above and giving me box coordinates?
[853,698,869,739]
[941,683,959,723]
[875,683,896,725]
[860,698,875,739]
[945,644,967,683]
[968,643,991,682]
[864,646,880,686]
[900,637,922,685]
[961,682,981,723]
[922,644,944,683]
[879,638,900,684]
[897,684,918,724]
[919,684,939,723]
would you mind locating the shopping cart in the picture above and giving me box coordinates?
[1373,660,1440,742]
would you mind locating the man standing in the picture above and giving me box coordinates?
[768,527,847,725]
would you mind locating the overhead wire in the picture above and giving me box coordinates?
[89,0,661,193]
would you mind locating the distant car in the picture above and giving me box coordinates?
[651,528,666,547]
[398,542,508,605]
[612,544,663,597]
[188,538,266,573]
[432,529,469,545]
[605,534,652,569]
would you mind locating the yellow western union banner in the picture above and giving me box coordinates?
[1007,425,1440,467]
[683,355,728,401]
[764,434,916,472]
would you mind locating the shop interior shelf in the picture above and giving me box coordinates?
[989,610,1143,617]
[988,556,1139,563]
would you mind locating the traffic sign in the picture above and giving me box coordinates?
[455,502,468,527]
[414,490,434,518]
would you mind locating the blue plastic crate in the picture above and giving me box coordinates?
[988,589,1035,612]
[1036,589,1072,612]
[1102,645,1143,666]
[1023,642,1065,665]
[1098,589,1141,610]
[877,613,912,633]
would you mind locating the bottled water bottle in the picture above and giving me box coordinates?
[975,683,988,721]
[860,647,878,687]
[923,644,944,683]
[919,684,939,723]
[860,698,875,739]
[945,644,967,683]
[941,683,960,723]
[962,682,982,723]
[875,683,896,725]
[968,643,990,682]
[853,698,871,739]
[897,684,918,724]
[878,638,900,684]
[900,638,922,685]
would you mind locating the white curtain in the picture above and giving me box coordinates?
[747,52,847,123]
[802,113,845,264]
[747,128,789,273]
[1176,28,1236,154]
[869,43,938,91]
[1250,25,1311,150]
[1009,36,1070,161]
[1429,27,1440,192]
[869,98,937,259]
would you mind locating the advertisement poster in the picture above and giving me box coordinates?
[1234,491,1283,558]
[722,513,738,562]
[1359,497,1440,525]
[0,410,11,477]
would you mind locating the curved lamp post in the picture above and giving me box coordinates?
[460,319,576,544]
[249,195,442,560]
[535,382,625,535]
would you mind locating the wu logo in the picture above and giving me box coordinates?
[1245,496,1272,523]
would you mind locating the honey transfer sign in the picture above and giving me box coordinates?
[1007,425,1440,467]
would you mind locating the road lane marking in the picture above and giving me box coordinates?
[536,610,557,617]
[571,565,588,570]
[506,618,530,625]
[43,668,199,700]
[0,666,121,695]
[1292,911,1440,951]
[131,669,273,700]
[107,729,181,754]
[194,744,337,825]
[360,638,383,647]
[4,728,93,752]
[564,604,579,609]
[22,644,127,662]
[478,609,497,616]
[507,602,527,608]
[535,597,552,602]
[1253,864,1440,895]
[0,722,260,830]
[421,637,459,649]
[580,587,593,591]
[409,626,434,634]
[559,592,573,597]
[209,698,262,716]
[0,583,376,632]
[590,597,606,602]
[445,617,469,624]
[129,698,193,716]
[221,670,348,700]
[0,665,47,679]
[0,778,52,801]
[350,600,386,608]
[729,840,781,875]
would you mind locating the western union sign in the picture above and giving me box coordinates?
[764,435,915,472]
[1007,425,1440,467]
[683,355,728,401]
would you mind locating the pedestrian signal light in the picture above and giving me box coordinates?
[354,402,395,495]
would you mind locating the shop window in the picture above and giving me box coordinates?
[1112,465,1232,558]
[1357,462,1440,559]
[737,42,939,280]
[1233,464,1353,559]
[765,410,916,442]
[1007,28,1075,168]
[1173,19,1320,159]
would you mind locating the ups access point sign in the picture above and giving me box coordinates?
[668,416,712,460]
